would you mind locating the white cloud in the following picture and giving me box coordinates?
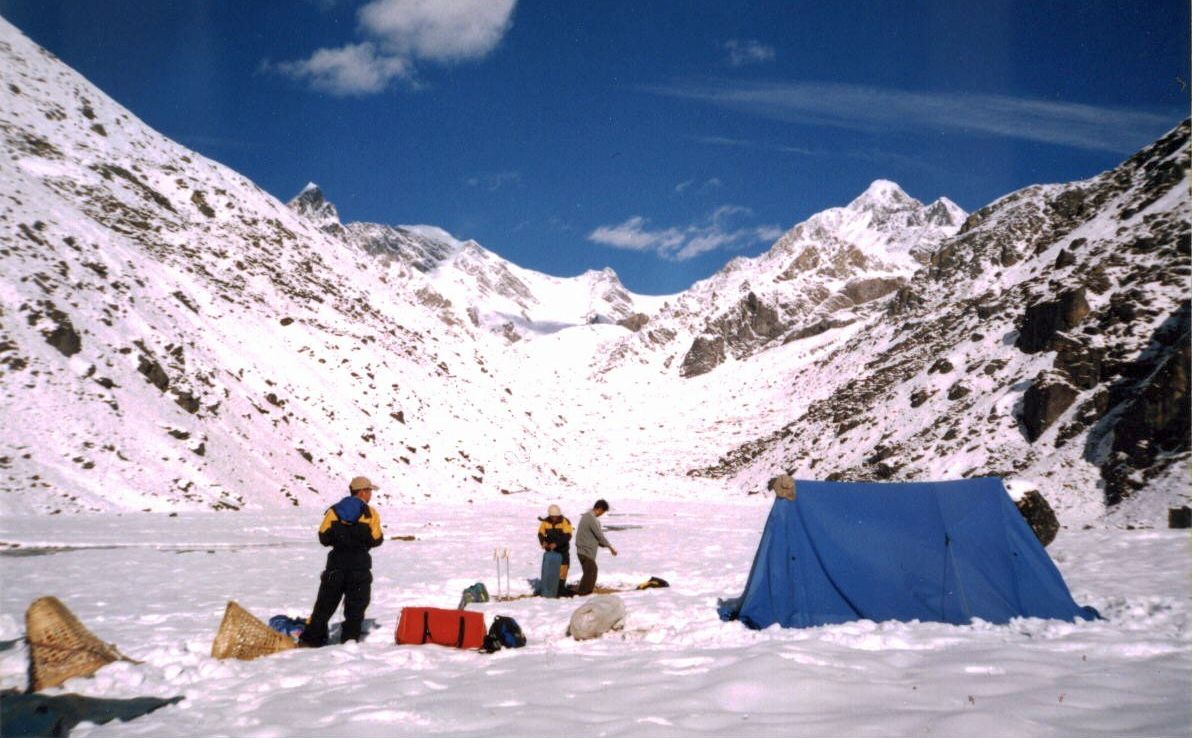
[588,216,685,253]
[588,207,780,262]
[724,39,776,67]
[273,0,516,95]
[272,43,411,96]
[360,0,517,62]
[652,80,1175,153]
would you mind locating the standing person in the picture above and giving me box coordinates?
[298,476,384,647]
[537,504,574,596]
[575,499,618,596]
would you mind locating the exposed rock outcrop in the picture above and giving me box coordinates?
[1015,289,1091,353]
[1015,489,1060,547]
[679,336,726,378]
[1021,371,1079,442]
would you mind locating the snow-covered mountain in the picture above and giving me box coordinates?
[0,15,1187,526]
[0,17,577,513]
[686,123,1191,526]
[287,185,665,341]
[586,179,969,379]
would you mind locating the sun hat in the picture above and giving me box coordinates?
[349,476,378,492]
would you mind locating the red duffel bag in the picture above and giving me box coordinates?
[395,607,486,649]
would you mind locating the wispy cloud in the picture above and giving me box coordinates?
[270,0,516,96]
[588,206,781,262]
[652,80,1175,153]
[724,39,775,67]
[686,133,941,174]
[464,171,522,191]
[674,177,723,194]
[686,134,817,156]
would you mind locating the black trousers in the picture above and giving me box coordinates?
[577,554,598,595]
[300,568,372,646]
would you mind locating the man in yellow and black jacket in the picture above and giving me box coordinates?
[298,476,384,647]
[538,504,574,595]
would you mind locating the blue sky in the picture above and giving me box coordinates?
[2,1,1188,294]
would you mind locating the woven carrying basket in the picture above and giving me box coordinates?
[210,601,296,661]
[25,596,130,692]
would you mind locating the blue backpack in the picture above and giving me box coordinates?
[482,616,526,652]
[268,615,307,640]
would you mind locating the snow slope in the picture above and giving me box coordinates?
[0,16,577,513]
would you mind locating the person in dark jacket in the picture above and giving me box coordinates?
[537,504,574,595]
[298,476,384,647]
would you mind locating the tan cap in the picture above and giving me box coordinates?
[547,504,562,517]
[349,476,378,492]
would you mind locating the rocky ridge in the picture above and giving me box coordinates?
[688,121,1190,524]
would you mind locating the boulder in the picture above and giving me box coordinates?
[1169,507,1192,529]
[616,313,649,332]
[679,336,726,378]
[1015,288,1091,353]
[841,276,904,305]
[1052,335,1103,390]
[1014,489,1060,547]
[1021,371,1079,442]
[44,319,82,357]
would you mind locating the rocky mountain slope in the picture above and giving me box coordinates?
[571,181,967,380]
[687,123,1190,526]
[0,15,1186,526]
[0,17,584,513]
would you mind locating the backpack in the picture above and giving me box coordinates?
[457,582,490,609]
[267,615,307,640]
[636,576,670,590]
[483,616,526,652]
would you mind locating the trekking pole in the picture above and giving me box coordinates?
[493,548,502,599]
[498,547,510,598]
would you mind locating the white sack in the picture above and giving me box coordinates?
[567,595,626,640]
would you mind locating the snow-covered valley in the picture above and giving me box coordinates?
[1,502,1189,737]
[2,5,1189,526]
[0,9,1190,738]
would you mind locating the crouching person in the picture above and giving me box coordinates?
[299,476,384,647]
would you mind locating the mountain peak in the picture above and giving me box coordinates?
[924,197,967,228]
[287,183,342,232]
[848,179,915,211]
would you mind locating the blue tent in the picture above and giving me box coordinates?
[719,478,1099,628]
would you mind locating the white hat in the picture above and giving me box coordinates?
[547,504,562,517]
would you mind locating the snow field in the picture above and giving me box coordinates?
[1,500,1188,737]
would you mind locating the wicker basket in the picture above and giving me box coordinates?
[210,601,296,661]
[25,596,131,692]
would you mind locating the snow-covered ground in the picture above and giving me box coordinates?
[2,500,1188,737]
